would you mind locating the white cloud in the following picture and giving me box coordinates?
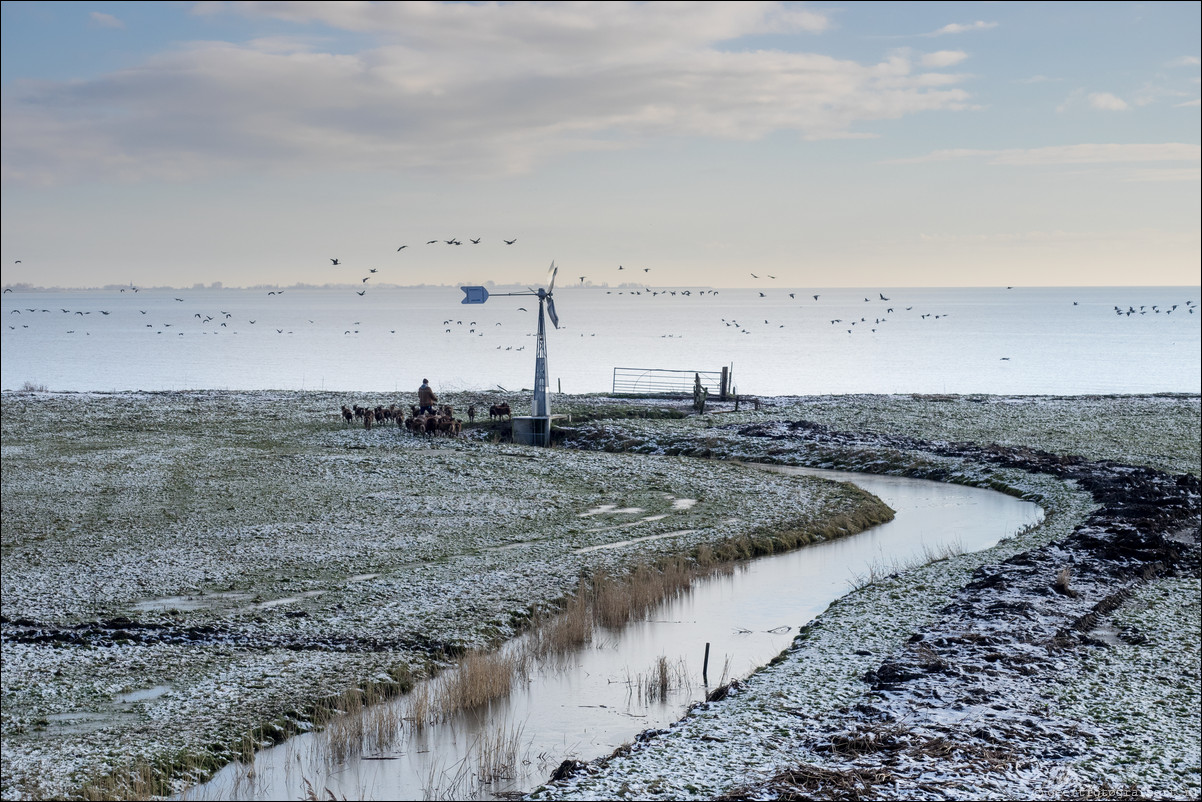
[1168,55,1200,67]
[88,11,125,29]
[920,50,968,68]
[927,21,997,37]
[2,3,972,185]
[1088,92,1129,111]
[1176,99,1201,107]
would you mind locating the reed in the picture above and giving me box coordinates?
[628,655,691,703]
[473,724,524,784]
[435,649,516,718]
[530,578,593,658]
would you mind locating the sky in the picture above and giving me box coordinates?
[1,1,1199,290]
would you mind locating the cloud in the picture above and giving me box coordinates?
[892,143,1201,167]
[920,50,968,68]
[1087,92,1129,111]
[88,11,125,29]
[2,3,973,186]
[927,21,997,37]
[1175,99,1201,107]
[1168,55,1200,67]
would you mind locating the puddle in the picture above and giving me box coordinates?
[133,591,252,612]
[47,710,135,733]
[576,530,698,554]
[579,505,645,517]
[253,590,326,610]
[116,685,171,704]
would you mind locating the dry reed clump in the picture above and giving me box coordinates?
[530,578,594,658]
[321,682,406,764]
[435,649,517,718]
[628,655,692,703]
[78,747,224,801]
[473,724,524,784]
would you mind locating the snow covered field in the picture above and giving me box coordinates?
[0,390,888,800]
[1,391,1198,800]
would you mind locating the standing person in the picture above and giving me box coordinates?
[418,378,438,415]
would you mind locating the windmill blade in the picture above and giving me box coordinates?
[546,296,559,329]
[547,261,558,295]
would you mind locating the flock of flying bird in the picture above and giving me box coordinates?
[3,252,1198,351]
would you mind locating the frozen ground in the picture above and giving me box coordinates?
[0,390,887,800]
[2,391,1198,800]
[532,393,1201,800]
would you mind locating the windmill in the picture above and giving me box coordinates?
[461,262,560,444]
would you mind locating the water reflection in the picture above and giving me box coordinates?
[184,467,1042,801]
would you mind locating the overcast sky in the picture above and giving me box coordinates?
[1,1,1199,289]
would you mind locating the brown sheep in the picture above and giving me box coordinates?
[363,409,375,430]
[341,405,354,425]
[489,402,512,421]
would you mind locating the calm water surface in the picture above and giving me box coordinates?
[3,285,1199,395]
[186,467,1043,801]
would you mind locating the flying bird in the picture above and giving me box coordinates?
[503,239,516,245]
[369,268,378,273]
[427,240,438,244]
[880,293,889,301]
[470,238,481,244]
[397,245,408,251]
[357,290,366,296]
[331,258,340,265]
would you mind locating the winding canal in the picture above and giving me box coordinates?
[185,466,1043,801]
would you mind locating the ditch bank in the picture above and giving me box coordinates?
[536,416,1200,799]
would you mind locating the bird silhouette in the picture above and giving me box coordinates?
[503,239,516,245]
[369,268,378,273]
[427,240,438,245]
[813,295,819,301]
[362,277,370,283]
[357,290,366,296]
[331,259,340,265]
[471,238,481,244]
[397,245,408,251]
[880,293,889,301]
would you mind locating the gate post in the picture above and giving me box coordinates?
[720,366,729,401]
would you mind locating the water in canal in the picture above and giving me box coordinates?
[185,467,1043,800]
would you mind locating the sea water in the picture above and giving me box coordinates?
[2,285,1198,395]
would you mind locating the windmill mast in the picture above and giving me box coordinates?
[533,287,550,417]
[460,261,559,446]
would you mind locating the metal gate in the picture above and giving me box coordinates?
[612,366,729,399]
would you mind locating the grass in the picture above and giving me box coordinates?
[846,538,965,592]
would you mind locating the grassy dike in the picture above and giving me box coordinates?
[0,389,892,800]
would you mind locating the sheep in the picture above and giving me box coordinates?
[489,402,512,421]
